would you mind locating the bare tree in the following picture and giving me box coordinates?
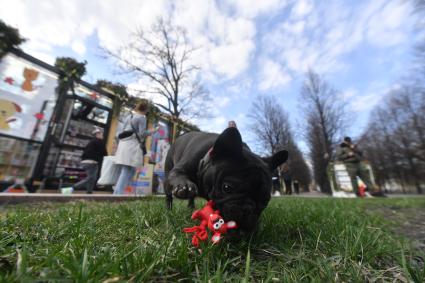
[248,95,311,189]
[104,19,211,122]
[412,0,425,83]
[248,95,291,154]
[360,86,425,193]
[300,70,349,194]
[365,0,425,193]
[415,0,425,9]
[286,139,312,191]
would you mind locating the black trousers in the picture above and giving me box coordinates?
[284,179,292,195]
[272,180,281,193]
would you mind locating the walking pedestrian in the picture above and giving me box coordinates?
[280,163,292,195]
[114,100,157,195]
[73,128,107,194]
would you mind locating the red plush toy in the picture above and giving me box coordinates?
[183,200,238,247]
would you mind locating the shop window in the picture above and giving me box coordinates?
[72,100,109,124]
[71,86,113,109]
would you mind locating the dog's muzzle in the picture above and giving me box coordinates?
[218,199,258,232]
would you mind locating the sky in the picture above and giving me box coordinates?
[0,0,421,152]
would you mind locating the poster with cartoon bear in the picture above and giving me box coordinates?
[0,53,58,141]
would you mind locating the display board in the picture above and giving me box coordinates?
[151,121,170,194]
[333,163,354,192]
[150,121,170,166]
[0,53,58,141]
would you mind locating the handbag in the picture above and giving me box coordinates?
[117,114,134,140]
[97,156,120,185]
[118,130,134,139]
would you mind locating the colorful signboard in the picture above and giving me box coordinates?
[0,53,58,141]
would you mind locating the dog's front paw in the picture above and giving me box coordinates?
[172,180,198,199]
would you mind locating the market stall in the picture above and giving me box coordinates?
[39,82,113,190]
[0,50,114,191]
[0,52,58,190]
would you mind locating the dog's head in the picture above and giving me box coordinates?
[199,127,288,232]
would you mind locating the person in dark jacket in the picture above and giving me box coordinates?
[280,163,292,195]
[73,128,108,194]
[293,179,300,194]
[228,120,237,128]
[271,169,281,194]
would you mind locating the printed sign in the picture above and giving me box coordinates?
[127,164,154,195]
[333,163,354,192]
[0,53,58,141]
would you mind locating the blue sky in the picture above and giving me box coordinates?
[0,0,420,152]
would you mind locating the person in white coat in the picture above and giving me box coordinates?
[114,100,156,194]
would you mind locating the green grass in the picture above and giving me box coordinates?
[1,197,425,282]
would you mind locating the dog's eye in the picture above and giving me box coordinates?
[213,223,220,230]
[219,219,224,225]
[222,183,232,193]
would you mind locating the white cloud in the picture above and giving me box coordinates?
[0,0,159,55]
[366,0,411,47]
[195,116,227,134]
[227,0,288,19]
[216,96,231,108]
[196,112,249,135]
[351,83,402,112]
[180,8,257,80]
[291,0,313,18]
[0,0,417,119]
[2,0,414,83]
[340,88,357,101]
[209,40,255,79]
[71,40,86,55]
[350,92,384,112]
[261,0,414,78]
[258,58,292,91]
[226,79,252,98]
[0,0,258,82]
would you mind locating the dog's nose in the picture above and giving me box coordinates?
[221,202,258,232]
[224,206,244,220]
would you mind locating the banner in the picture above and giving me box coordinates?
[0,53,58,141]
[151,122,170,194]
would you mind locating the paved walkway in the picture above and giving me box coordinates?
[279,192,425,198]
[0,193,147,205]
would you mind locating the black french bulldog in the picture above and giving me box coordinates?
[164,127,288,232]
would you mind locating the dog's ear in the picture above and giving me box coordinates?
[211,127,243,160]
[262,150,288,171]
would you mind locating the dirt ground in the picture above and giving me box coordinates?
[388,208,425,252]
[368,205,425,268]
